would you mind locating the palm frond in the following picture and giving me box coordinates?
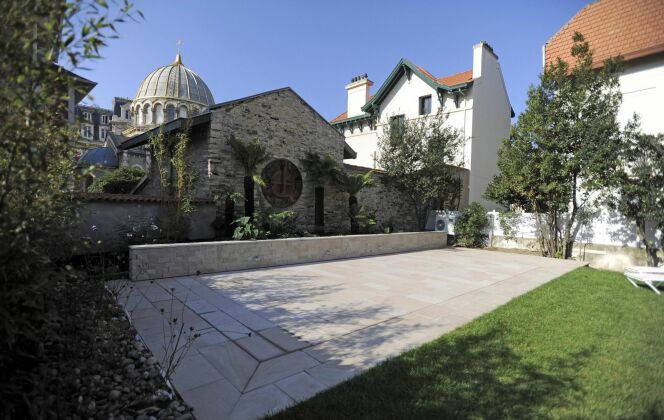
[338,170,374,196]
[229,137,271,174]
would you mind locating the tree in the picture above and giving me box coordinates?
[88,167,146,194]
[300,151,339,232]
[0,0,138,416]
[378,111,464,229]
[485,32,624,259]
[455,202,490,248]
[228,137,270,219]
[608,120,664,266]
[150,128,197,240]
[337,170,374,234]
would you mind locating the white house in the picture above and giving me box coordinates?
[543,0,664,134]
[330,42,513,208]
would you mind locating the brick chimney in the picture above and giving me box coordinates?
[345,74,373,117]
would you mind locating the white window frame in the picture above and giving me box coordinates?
[81,124,93,139]
[99,127,107,140]
[100,114,109,124]
[82,111,91,121]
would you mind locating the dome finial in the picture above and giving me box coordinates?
[174,40,183,65]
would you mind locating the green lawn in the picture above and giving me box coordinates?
[272,267,664,419]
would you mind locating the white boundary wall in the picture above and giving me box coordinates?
[486,210,661,249]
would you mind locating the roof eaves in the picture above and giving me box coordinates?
[120,112,211,150]
[361,59,472,113]
[343,142,357,160]
[330,113,373,125]
[209,87,292,110]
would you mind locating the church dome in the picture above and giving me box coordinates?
[129,50,215,131]
[133,52,214,106]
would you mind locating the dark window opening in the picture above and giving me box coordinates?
[419,95,432,115]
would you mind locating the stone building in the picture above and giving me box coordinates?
[80,49,434,235]
[75,104,114,150]
[119,87,419,232]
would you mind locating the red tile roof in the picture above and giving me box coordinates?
[438,70,474,86]
[330,111,347,123]
[545,0,664,67]
[330,67,472,123]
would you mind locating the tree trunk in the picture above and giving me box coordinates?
[224,196,235,237]
[349,195,359,234]
[636,218,660,267]
[563,174,579,259]
[314,186,325,233]
[243,176,254,218]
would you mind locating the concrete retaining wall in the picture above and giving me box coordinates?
[129,231,446,281]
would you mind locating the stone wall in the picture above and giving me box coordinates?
[205,88,349,232]
[129,231,447,281]
[348,164,470,232]
[71,194,216,254]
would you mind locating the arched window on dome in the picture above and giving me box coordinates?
[155,103,164,124]
[178,105,188,118]
[142,104,151,125]
[166,104,176,122]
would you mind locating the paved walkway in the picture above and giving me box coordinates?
[119,248,582,420]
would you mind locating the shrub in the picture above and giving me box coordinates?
[455,202,489,248]
[232,217,266,240]
[266,210,298,238]
[88,167,146,194]
[0,1,138,416]
[498,210,521,241]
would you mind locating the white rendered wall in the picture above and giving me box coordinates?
[343,72,474,170]
[342,45,512,210]
[469,46,512,208]
[616,54,664,135]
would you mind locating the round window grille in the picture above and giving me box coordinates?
[260,159,303,208]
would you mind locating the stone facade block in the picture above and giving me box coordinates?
[129,232,447,281]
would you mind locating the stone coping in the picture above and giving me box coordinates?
[131,231,432,249]
[129,231,446,281]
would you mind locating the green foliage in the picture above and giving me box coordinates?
[300,151,339,230]
[607,119,664,266]
[88,167,145,194]
[232,217,266,240]
[266,210,298,238]
[378,111,464,228]
[337,170,374,234]
[228,137,271,174]
[228,136,271,218]
[498,211,522,242]
[486,32,624,258]
[149,128,197,241]
[300,152,340,187]
[337,170,374,197]
[349,205,378,234]
[0,0,138,416]
[455,203,489,248]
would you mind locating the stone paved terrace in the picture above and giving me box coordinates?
[117,248,582,420]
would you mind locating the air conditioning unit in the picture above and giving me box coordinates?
[425,210,459,234]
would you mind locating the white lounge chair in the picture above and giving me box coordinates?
[624,269,664,295]
[624,264,664,274]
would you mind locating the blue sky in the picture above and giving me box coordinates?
[79,0,588,120]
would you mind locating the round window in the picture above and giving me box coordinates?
[261,159,303,208]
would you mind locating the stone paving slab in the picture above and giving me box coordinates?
[121,248,582,420]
